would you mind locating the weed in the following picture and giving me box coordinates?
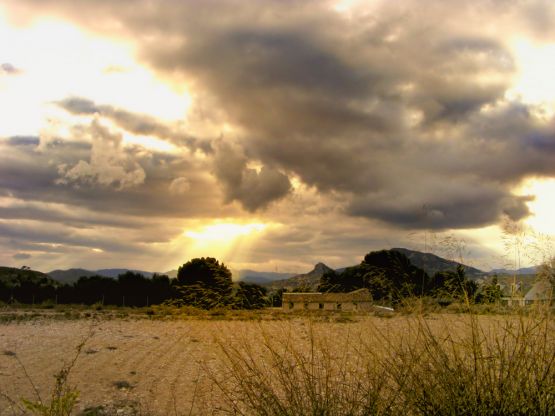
[20,331,93,416]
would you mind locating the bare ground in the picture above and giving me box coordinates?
[0,313,521,415]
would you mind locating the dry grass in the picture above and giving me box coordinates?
[0,309,554,415]
[212,308,555,415]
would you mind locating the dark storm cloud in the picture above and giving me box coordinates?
[213,143,291,211]
[4,0,555,232]
[348,185,533,230]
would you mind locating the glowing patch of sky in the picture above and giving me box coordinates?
[507,39,555,118]
[0,11,190,141]
[163,221,276,273]
[517,178,555,236]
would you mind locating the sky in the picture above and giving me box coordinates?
[1,0,555,274]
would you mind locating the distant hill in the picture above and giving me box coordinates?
[48,268,97,284]
[490,266,538,276]
[265,248,487,292]
[164,269,178,279]
[235,269,295,284]
[162,268,294,283]
[266,263,333,291]
[48,268,156,284]
[95,268,154,279]
[391,248,484,277]
[0,266,58,288]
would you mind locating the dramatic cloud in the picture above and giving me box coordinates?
[56,97,212,153]
[1,0,555,271]
[214,142,291,211]
[13,0,552,230]
[56,120,146,190]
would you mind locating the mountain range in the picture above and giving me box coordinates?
[4,247,540,290]
[391,248,484,277]
[262,248,488,291]
[490,266,538,276]
[47,268,155,284]
[46,267,294,284]
[265,262,334,291]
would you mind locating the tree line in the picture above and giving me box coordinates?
[0,251,504,309]
[318,249,502,304]
[0,257,267,309]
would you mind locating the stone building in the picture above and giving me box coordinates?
[524,280,553,305]
[282,288,372,311]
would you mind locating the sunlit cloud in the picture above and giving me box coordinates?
[176,221,275,270]
[2,0,555,272]
[0,11,190,139]
[122,132,179,154]
[517,178,555,236]
[507,39,555,117]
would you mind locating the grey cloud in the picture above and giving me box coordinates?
[168,177,191,195]
[348,185,532,230]
[6,136,40,146]
[56,97,98,114]
[56,97,212,153]
[13,253,31,260]
[4,0,555,234]
[0,63,22,75]
[0,203,146,229]
[214,143,291,211]
[0,222,129,252]
[0,132,230,220]
[56,120,146,190]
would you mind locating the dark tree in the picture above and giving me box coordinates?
[429,265,478,303]
[233,282,267,309]
[319,268,362,293]
[117,271,150,306]
[318,249,430,303]
[268,288,286,307]
[150,274,172,305]
[475,276,503,304]
[73,275,118,305]
[176,257,233,308]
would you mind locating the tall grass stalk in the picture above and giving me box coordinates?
[388,308,555,415]
[214,308,555,415]
[212,323,400,415]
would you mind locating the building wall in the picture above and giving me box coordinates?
[283,300,373,311]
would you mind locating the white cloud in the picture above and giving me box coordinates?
[56,119,146,190]
[169,177,191,195]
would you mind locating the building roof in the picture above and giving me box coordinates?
[282,288,372,303]
[524,280,553,301]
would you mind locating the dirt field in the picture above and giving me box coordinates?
[0,313,540,415]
